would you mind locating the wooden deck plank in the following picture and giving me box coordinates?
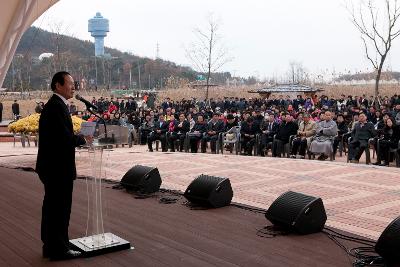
[0,167,365,266]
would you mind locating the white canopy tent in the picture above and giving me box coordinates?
[0,0,58,88]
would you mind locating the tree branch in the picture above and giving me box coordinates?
[362,37,378,69]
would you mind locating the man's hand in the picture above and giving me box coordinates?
[84,135,94,145]
[156,129,161,133]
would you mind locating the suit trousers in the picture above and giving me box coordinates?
[272,139,284,157]
[201,134,219,152]
[147,133,167,151]
[189,135,202,153]
[169,133,186,151]
[378,139,397,163]
[291,138,307,156]
[348,140,368,160]
[41,178,73,254]
[168,133,186,151]
[241,136,255,155]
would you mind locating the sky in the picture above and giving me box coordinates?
[33,0,400,80]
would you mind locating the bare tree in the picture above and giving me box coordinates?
[186,15,232,100]
[287,61,309,84]
[347,0,400,97]
[47,19,72,71]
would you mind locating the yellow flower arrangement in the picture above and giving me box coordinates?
[8,113,40,134]
[71,115,85,133]
[8,113,86,134]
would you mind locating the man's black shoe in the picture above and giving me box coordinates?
[49,249,82,261]
[42,246,49,258]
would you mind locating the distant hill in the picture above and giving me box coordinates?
[336,71,400,82]
[3,26,200,91]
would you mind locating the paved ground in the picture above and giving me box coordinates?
[0,142,399,240]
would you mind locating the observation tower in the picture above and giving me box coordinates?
[88,12,109,56]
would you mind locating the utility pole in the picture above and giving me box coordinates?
[156,42,160,59]
[129,69,132,89]
[137,63,141,89]
[11,60,15,91]
[118,68,121,89]
[94,56,98,90]
[148,74,151,89]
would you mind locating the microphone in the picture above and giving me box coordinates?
[75,94,98,110]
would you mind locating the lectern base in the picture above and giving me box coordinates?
[70,233,131,257]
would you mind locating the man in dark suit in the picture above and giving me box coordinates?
[12,99,20,119]
[348,113,376,163]
[125,98,137,112]
[201,113,224,153]
[240,116,261,156]
[259,113,279,156]
[147,114,168,152]
[168,113,190,152]
[36,71,89,260]
[272,113,299,157]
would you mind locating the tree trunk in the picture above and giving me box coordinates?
[206,72,210,100]
[206,28,213,101]
[374,71,380,98]
[374,54,386,105]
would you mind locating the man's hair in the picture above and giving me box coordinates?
[51,71,70,91]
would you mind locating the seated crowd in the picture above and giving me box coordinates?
[83,93,400,167]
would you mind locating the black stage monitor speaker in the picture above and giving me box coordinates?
[265,191,327,235]
[120,165,162,193]
[184,174,233,208]
[375,216,400,265]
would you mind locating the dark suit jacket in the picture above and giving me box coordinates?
[191,122,207,134]
[240,121,261,137]
[175,120,190,134]
[153,120,169,134]
[206,120,225,135]
[12,102,20,115]
[351,122,376,143]
[36,95,85,183]
[260,121,279,138]
[276,121,299,143]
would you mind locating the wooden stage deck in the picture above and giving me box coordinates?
[0,166,364,267]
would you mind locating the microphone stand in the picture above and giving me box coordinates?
[86,105,115,144]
